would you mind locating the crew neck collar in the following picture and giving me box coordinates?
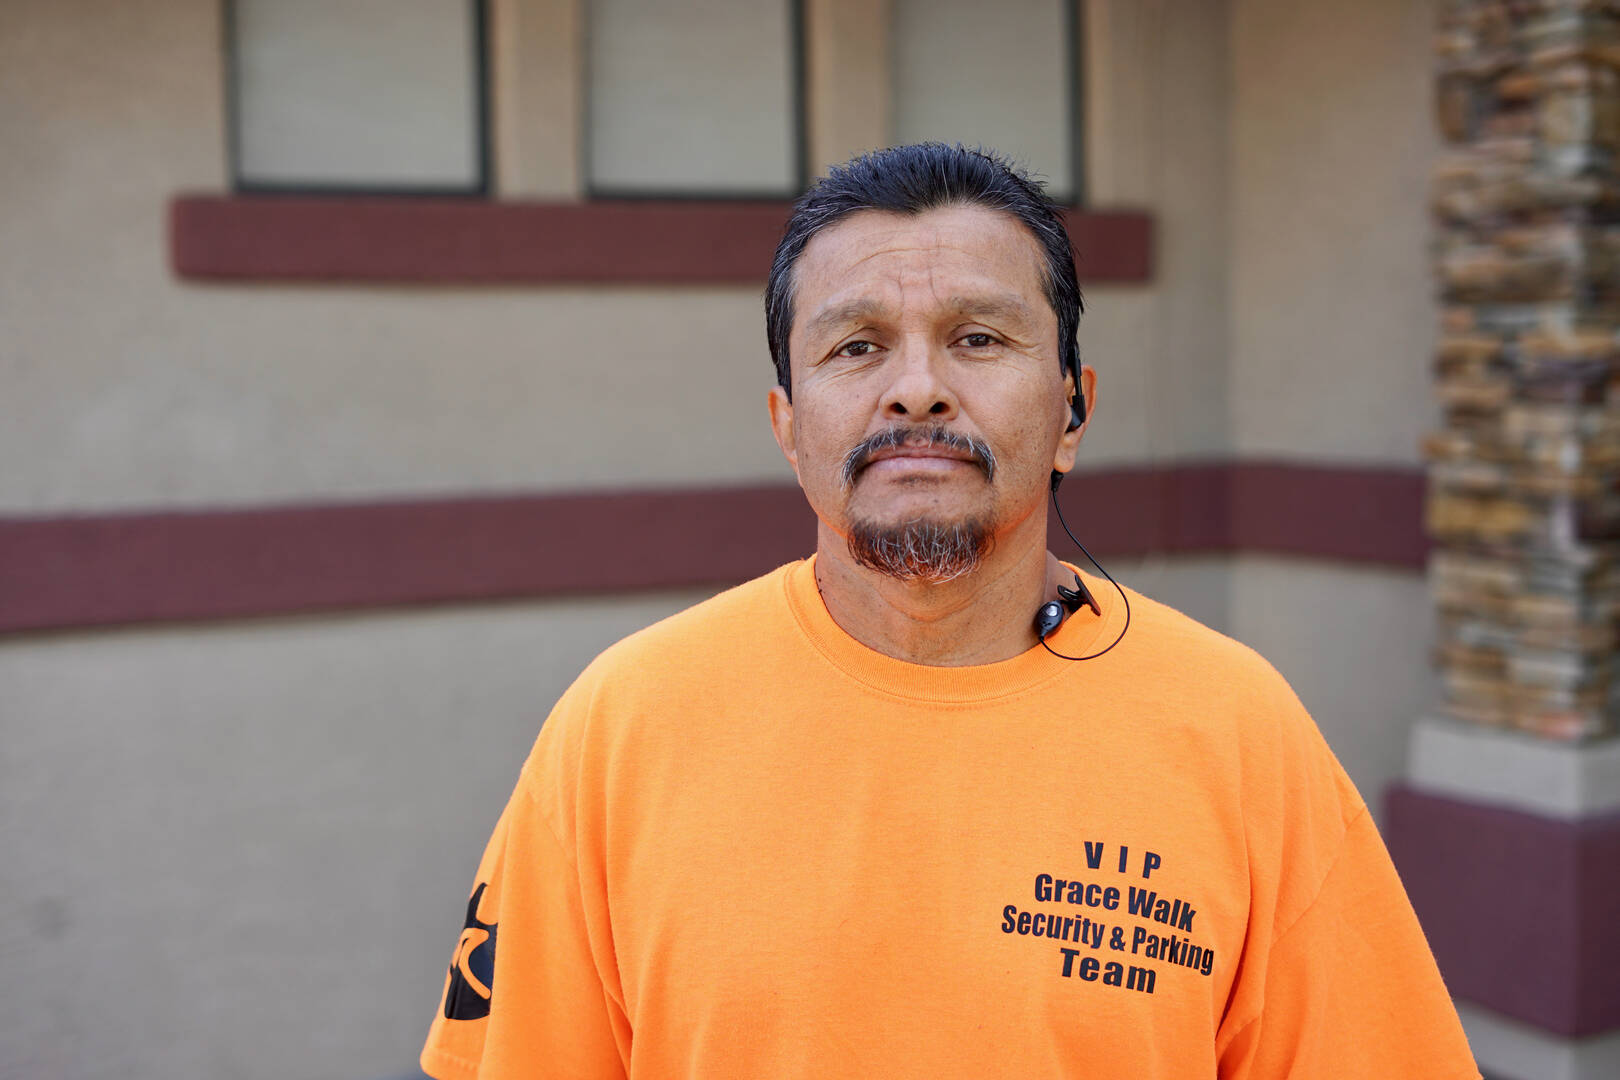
[781,553,1125,704]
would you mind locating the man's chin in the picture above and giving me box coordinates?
[844,514,994,584]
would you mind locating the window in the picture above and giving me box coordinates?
[227,0,489,194]
[584,0,803,197]
[179,1,1152,286]
[223,0,1079,203]
[891,0,1080,203]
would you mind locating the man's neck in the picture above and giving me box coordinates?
[811,515,1072,666]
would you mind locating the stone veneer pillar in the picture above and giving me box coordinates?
[1388,3,1620,1077]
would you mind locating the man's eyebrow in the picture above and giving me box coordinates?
[946,294,1038,323]
[803,299,889,339]
[803,294,1037,338]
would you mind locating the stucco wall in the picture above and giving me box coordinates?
[1225,0,1440,811]
[1227,555,1439,812]
[1080,0,1231,467]
[1229,0,1440,465]
[0,590,718,1079]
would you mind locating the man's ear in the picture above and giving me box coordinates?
[1052,365,1096,477]
[767,385,801,482]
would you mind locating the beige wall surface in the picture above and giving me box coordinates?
[1227,555,1437,823]
[1223,0,1438,825]
[1228,0,1440,465]
[1079,0,1231,466]
[0,589,721,1079]
[4,280,796,511]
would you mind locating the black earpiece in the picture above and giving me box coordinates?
[1038,357,1131,661]
[1057,573,1101,617]
[1034,601,1066,640]
[1067,388,1087,433]
[1052,365,1087,489]
[1064,348,1088,434]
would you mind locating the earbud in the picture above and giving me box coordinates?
[1068,390,1087,433]
[1052,385,1086,491]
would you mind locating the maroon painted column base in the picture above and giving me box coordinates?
[1384,784,1620,1038]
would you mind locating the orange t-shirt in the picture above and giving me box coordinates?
[421,557,1479,1079]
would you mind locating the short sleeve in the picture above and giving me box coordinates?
[420,776,630,1080]
[1216,809,1480,1079]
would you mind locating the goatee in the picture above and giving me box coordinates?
[838,423,999,584]
[846,515,993,584]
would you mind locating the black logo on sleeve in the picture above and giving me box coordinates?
[443,882,499,1020]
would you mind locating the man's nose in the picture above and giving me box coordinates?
[880,338,959,422]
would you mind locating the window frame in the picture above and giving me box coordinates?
[579,0,808,201]
[887,0,1086,207]
[222,0,495,198]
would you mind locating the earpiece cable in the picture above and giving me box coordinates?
[1039,484,1132,661]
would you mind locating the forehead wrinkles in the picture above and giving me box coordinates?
[786,207,1051,365]
[806,250,1041,330]
[816,222,1040,299]
[833,266,963,318]
[827,228,1020,280]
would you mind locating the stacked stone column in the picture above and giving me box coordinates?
[1431,0,1620,741]
[1388,5,1620,1077]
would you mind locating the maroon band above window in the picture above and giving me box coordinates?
[168,196,1154,285]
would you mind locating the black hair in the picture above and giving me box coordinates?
[765,142,1083,399]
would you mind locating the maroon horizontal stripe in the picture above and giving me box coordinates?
[1048,461,1429,568]
[1049,462,1233,557]
[0,486,817,635]
[1386,784,1620,1037]
[1227,462,1429,567]
[0,461,1423,635]
[167,195,1155,284]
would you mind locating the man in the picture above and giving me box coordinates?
[420,144,1479,1079]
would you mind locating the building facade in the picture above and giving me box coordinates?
[8,2,1607,1078]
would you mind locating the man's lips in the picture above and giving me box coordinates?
[861,446,979,476]
[865,445,977,465]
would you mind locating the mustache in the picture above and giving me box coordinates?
[839,424,998,489]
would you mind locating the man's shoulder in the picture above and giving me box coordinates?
[1122,579,1364,811]
[1099,573,1283,688]
[577,560,801,685]
[525,563,800,774]
[1111,579,1338,754]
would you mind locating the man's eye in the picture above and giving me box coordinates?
[836,340,877,357]
[959,333,997,348]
